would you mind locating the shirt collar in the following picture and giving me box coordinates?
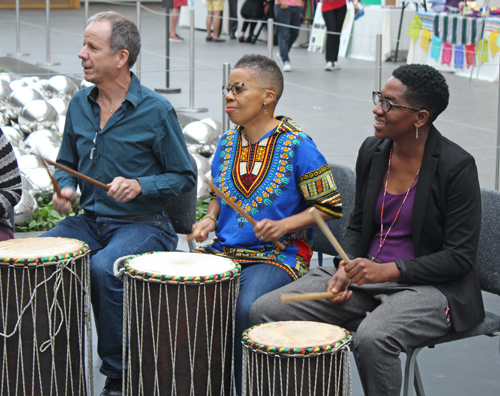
[86,72,141,108]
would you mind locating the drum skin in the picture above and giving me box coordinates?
[123,252,240,396]
[0,238,90,396]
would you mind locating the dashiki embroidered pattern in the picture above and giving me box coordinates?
[195,116,342,280]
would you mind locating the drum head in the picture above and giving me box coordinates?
[124,252,240,283]
[0,237,89,265]
[243,321,351,356]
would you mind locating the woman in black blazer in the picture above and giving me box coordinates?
[251,64,484,396]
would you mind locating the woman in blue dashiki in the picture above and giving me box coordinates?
[190,54,342,395]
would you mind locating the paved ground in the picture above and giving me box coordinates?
[2,3,500,395]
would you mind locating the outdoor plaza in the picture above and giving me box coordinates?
[0,1,500,394]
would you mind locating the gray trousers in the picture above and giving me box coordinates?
[251,266,451,396]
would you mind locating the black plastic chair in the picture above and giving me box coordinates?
[312,163,356,266]
[164,154,198,251]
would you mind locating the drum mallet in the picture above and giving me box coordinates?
[45,158,110,191]
[280,208,351,303]
[37,152,62,198]
[206,179,285,251]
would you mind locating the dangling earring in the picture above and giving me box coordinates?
[415,125,419,139]
[263,103,268,115]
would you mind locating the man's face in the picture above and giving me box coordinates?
[78,20,117,85]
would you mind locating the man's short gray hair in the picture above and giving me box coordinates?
[88,11,141,69]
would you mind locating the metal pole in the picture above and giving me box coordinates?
[37,0,60,66]
[136,1,142,81]
[393,1,408,63]
[155,9,181,94]
[222,63,231,133]
[375,34,382,92]
[267,18,274,59]
[177,8,208,113]
[7,0,29,57]
[495,59,500,190]
[84,0,89,27]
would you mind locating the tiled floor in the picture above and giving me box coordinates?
[3,3,500,394]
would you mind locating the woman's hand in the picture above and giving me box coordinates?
[326,264,352,303]
[253,218,287,242]
[343,258,400,285]
[190,217,216,242]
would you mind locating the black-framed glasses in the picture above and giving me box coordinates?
[223,82,270,96]
[372,91,423,113]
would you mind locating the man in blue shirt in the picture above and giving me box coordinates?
[41,11,195,396]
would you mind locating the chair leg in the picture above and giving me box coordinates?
[187,239,197,252]
[414,360,426,396]
[318,252,323,267]
[403,347,424,396]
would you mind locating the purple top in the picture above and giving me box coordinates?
[367,184,417,263]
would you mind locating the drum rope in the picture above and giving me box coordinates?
[184,284,201,396]
[123,275,129,395]
[151,282,162,394]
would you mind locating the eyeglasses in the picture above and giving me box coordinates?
[223,82,270,95]
[372,91,423,113]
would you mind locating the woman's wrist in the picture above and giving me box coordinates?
[201,213,218,229]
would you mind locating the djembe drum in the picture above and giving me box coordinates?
[118,252,241,396]
[0,237,91,396]
[242,321,352,396]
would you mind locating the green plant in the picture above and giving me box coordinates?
[196,197,211,222]
[15,195,80,232]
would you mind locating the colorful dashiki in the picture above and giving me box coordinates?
[194,116,342,280]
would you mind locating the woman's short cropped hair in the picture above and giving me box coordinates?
[392,64,449,123]
[88,11,141,69]
[234,54,284,102]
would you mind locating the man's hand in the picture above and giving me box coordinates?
[326,264,352,303]
[343,258,400,285]
[52,187,78,215]
[107,177,142,203]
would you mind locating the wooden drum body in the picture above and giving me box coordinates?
[0,237,91,396]
[242,321,352,396]
[121,252,241,396]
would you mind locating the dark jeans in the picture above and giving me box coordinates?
[323,5,347,63]
[41,212,177,378]
[274,5,302,62]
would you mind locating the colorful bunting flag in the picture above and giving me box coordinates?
[488,30,499,57]
[441,42,453,66]
[465,43,476,68]
[408,15,423,42]
[454,45,464,69]
[431,35,442,61]
[420,27,432,52]
[477,38,489,64]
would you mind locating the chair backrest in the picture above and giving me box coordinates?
[164,154,198,235]
[474,188,500,296]
[312,163,356,255]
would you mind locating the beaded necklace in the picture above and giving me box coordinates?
[371,147,420,262]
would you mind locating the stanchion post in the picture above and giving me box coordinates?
[7,0,29,57]
[84,0,89,27]
[375,34,382,92]
[496,59,500,190]
[136,1,142,81]
[155,9,181,94]
[267,18,274,60]
[222,63,231,132]
[177,8,208,113]
[37,0,60,66]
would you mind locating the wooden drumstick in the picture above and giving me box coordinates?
[280,291,344,303]
[44,158,110,191]
[308,207,350,264]
[36,152,62,198]
[206,179,285,251]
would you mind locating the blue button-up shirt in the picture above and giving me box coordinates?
[56,73,195,217]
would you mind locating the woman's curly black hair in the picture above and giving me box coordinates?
[392,64,449,123]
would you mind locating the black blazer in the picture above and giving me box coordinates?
[342,126,485,332]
